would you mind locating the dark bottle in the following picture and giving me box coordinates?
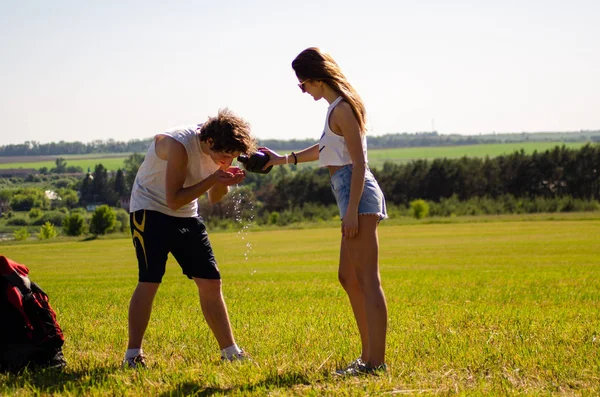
[237,152,273,174]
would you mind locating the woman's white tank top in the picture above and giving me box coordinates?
[318,96,368,167]
[129,125,220,218]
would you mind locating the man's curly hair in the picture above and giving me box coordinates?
[199,108,257,155]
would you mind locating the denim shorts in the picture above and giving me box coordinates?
[330,164,388,222]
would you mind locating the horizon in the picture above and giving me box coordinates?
[2,129,600,147]
[1,1,599,146]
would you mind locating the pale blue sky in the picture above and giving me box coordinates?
[1,0,598,145]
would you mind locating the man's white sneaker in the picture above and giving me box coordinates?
[221,350,251,362]
[122,354,147,369]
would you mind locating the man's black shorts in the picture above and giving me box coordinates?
[130,210,220,283]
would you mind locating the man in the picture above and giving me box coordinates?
[123,109,256,368]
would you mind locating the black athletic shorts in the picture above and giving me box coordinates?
[130,210,220,283]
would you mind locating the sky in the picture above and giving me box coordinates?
[0,0,598,146]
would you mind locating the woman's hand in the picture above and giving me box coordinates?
[213,167,246,186]
[342,211,359,239]
[258,147,285,169]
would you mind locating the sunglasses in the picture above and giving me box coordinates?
[298,79,311,93]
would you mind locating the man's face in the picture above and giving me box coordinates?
[209,148,240,169]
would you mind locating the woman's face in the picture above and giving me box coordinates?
[298,79,323,101]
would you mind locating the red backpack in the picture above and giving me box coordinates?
[0,255,66,372]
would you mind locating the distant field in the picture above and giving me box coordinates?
[0,142,591,171]
[364,141,588,168]
[0,218,599,395]
[0,153,133,172]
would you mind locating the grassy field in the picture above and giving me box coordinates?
[0,142,590,172]
[0,153,133,172]
[1,217,599,395]
[365,142,588,168]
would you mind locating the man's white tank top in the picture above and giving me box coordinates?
[129,124,220,218]
[319,96,368,167]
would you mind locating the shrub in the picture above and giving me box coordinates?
[10,194,39,211]
[62,213,86,236]
[89,205,116,235]
[410,199,430,219]
[268,212,280,225]
[29,208,43,219]
[38,221,58,240]
[9,188,49,211]
[13,227,30,241]
[113,209,130,233]
[7,217,28,226]
[32,211,67,226]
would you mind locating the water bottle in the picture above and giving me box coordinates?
[237,152,273,174]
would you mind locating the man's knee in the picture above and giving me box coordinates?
[133,282,160,297]
[194,278,223,297]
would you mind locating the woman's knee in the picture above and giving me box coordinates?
[355,272,382,294]
[338,268,361,291]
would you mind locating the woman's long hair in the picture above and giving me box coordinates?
[292,47,367,134]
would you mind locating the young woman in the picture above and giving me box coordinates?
[261,47,388,375]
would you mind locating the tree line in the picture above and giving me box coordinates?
[236,143,600,212]
[194,143,600,227]
[2,131,600,156]
[1,144,599,232]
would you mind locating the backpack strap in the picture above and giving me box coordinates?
[3,271,32,295]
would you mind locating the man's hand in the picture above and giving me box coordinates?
[213,167,246,186]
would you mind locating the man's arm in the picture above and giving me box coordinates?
[207,166,246,203]
[208,183,229,204]
[163,137,218,210]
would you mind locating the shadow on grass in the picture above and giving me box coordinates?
[158,371,312,397]
[80,235,98,242]
[1,365,120,393]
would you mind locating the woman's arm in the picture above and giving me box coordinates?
[260,143,320,167]
[331,102,366,239]
[293,143,320,164]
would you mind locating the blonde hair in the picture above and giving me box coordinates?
[292,47,367,134]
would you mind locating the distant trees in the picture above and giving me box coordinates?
[2,131,600,157]
[37,157,83,174]
[237,144,600,213]
[123,153,144,193]
[8,188,49,211]
[1,142,599,232]
[373,144,600,206]
[79,164,122,206]
[0,139,152,156]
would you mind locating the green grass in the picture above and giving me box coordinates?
[0,153,132,171]
[0,142,591,172]
[283,142,588,170]
[1,217,599,395]
[364,142,588,168]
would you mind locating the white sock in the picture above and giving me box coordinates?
[125,348,142,360]
[221,344,242,359]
